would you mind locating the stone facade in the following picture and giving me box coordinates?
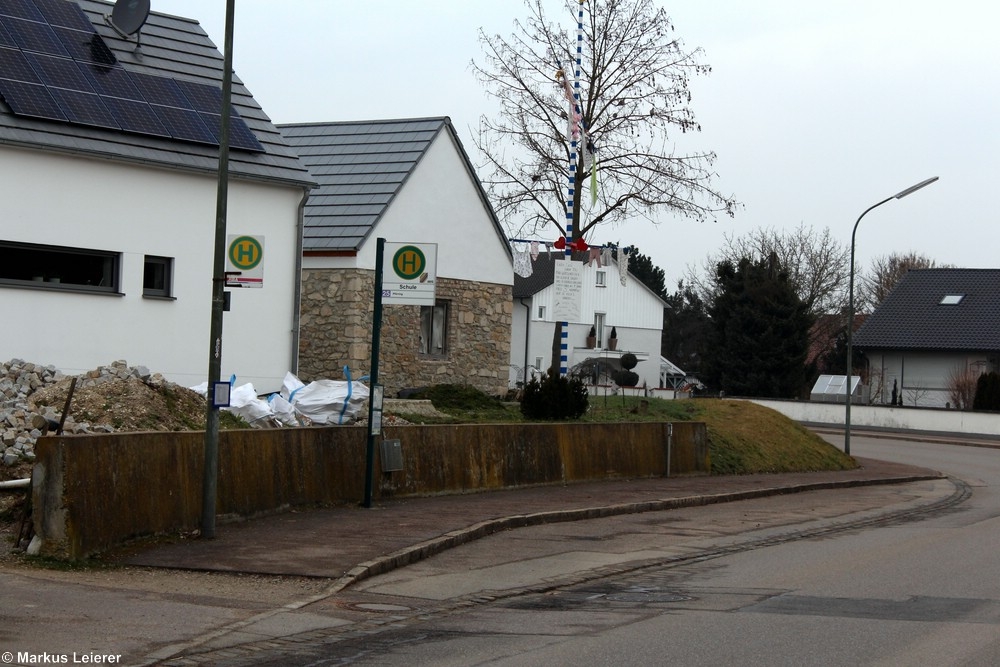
[299,269,512,397]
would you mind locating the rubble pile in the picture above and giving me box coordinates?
[1,359,205,468]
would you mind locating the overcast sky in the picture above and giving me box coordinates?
[153,0,998,289]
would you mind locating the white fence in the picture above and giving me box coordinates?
[748,398,1000,438]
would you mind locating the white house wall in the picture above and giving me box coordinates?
[309,131,512,287]
[0,147,302,393]
[866,350,990,409]
[510,260,666,389]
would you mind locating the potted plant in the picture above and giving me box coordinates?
[586,325,597,349]
[608,326,618,351]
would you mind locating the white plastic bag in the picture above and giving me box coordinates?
[282,370,369,425]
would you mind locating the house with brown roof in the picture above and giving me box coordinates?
[853,268,1000,407]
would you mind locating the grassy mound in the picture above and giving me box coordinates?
[394,387,854,475]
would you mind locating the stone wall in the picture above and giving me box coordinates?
[299,269,512,397]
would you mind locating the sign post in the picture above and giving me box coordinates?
[364,240,437,508]
[364,238,386,508]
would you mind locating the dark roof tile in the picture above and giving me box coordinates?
[854,268,1000,352]
[280,117,508,254]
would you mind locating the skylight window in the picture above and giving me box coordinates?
[940,294,964,305]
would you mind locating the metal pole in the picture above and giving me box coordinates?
[201,0,236,539]
[364,238,386,508]
[845,176,938,456]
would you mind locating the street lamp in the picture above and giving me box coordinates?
[845,176,938,456]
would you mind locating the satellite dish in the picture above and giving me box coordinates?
[108,0,150,37]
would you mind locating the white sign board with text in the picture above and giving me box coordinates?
[382,242,437,306]
[552,259,582,322]
[226,235,264,288]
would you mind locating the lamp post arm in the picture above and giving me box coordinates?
[845,194,892,457]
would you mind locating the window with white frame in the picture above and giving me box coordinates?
[420,300,449,356]
[596,270,607,287]
[0,240,120,293]
[537,305,546,320]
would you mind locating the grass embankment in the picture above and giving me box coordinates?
[392,386,855,475]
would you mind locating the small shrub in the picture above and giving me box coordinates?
[612,369,639,387]
[520,373,589,420]
[973,372,1000,411]
[620,353,638,370]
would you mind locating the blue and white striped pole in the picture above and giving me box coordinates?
[558,0,586,376]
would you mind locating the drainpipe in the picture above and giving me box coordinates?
[519,298,531,384]
[291,188,310,375]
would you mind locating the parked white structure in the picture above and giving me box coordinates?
[510,252,667,390]
[0,1,313,392]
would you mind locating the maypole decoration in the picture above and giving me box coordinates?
[554,0,588,377]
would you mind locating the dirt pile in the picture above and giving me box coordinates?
[1,359,207,480]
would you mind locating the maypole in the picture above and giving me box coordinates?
[554,0,587,376]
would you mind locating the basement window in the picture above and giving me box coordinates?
[940,294,964,305]
[0,240,121,294]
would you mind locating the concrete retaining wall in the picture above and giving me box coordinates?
[32,421,708,560]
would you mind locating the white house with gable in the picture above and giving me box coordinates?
[511,252,667,390]
[0,0,314,392]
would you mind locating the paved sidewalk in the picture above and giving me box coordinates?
[124,457,941,590]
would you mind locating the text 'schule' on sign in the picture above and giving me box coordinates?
[382,242,437,306]
[226,235,264,288]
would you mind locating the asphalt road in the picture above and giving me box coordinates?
[157,434,995,667]
[1,432,995,666]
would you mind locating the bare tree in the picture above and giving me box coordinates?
[472,0,737,241]
[685,223,850,315]
[857,251,947,312]
[947,365,980,410]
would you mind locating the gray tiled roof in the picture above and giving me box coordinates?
[278,118,507,253]
[854,268,1000,352]
[0,1,313,188]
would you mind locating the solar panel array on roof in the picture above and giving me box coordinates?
[0,0,263,152]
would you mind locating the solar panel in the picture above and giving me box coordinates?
[0,78,64,120]
[83,64,139,99]
[48,86,118,129]
[0,18,15,47]
[0,0,264,153]
[0,45,41,82]
[26,52,92,91]
[2,15,69,56]
[54,26,115,65]
[172,77,222,114]
[198,109,265,152]
[150,103,216,145]
[33,0,93,31]
[0,0,44,22]
[129,71,189,108]
[101,95,168,137]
